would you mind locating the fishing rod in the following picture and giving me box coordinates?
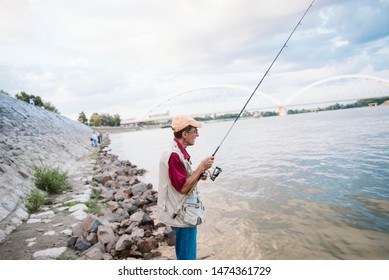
[172,0,315,220]
[213,0,316,158]
[207,0,316,180]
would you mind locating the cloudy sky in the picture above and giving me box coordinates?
[1,0,388,120]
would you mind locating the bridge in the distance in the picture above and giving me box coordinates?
[121,74,389,126]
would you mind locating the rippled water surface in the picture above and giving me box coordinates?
[110,107,389,259]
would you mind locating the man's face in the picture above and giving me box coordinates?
[183,128,199,146]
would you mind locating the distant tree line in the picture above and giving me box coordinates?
[288,96,389,115]
[0,89,121,127]
[78,112,121,127]
[3,88,386,125]
[192,96,389,121]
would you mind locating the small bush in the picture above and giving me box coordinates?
[33,165,72,194]
[85,200,101,215]
[26,191,47,213]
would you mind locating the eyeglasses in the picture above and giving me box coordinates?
[186,128,199,135]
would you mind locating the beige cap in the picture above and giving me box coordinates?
[171,115,203,132]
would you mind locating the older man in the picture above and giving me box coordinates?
[157,115,214,260]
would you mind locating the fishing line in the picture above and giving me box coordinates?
[212,0,316,158]
[172,0,316,219]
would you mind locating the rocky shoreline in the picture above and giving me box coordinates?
[0,94,175,259]
[67,140,175,260]
[0,138,175,260]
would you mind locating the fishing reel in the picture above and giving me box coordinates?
[209,166,222,181]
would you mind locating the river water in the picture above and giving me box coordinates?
[109,107,389,259]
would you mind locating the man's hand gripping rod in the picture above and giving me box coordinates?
[172,0,315,220]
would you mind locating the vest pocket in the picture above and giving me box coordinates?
[182,202,205,226]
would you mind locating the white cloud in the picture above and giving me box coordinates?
[0,0,388,120]
[331,37,349,48]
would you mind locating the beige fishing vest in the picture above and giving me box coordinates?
[157,140,205,228]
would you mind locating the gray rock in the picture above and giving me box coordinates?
[74,237,92,252]
[138,237,159,254]
[32,247,67,259]
[130,211,145,223]
[83,242,105,260]
[97,225,116,244]
[69,204,88,212]
[115,234,133,251]
[131,182,149,197]
[81,214,103,233]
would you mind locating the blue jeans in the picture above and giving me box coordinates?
[172,226,197,260]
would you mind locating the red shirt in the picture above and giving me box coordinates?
[168,138,191,192]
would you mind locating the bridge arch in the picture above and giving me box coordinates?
[284,74,389,105]
[138,85,281,120]
[130,74,389,123]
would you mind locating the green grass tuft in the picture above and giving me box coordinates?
[33,165,72,194]
[26,191,47,213]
